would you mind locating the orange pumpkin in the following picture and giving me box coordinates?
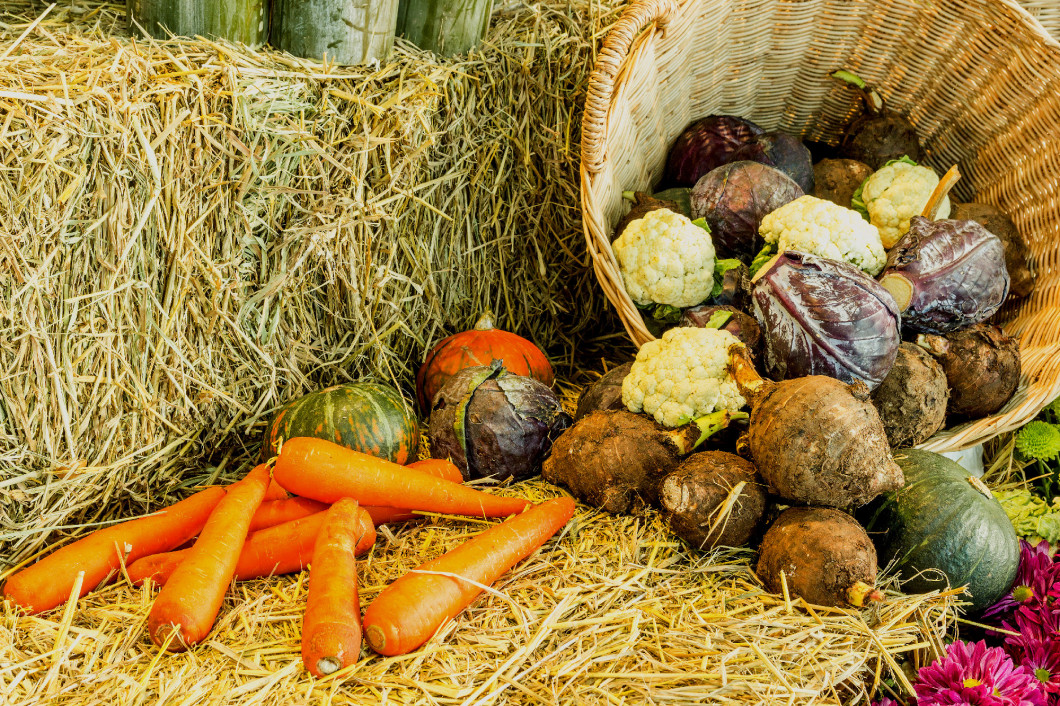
[415,312,554,410]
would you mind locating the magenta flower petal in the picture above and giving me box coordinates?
[986,540,1060,624]
[914,640,1046,706]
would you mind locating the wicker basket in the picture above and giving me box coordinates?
[581,0,1060,453]
[1019,1,1060,39]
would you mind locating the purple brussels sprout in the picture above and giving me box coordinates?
[879,216,1009,334]
[730,132,815,193]
[690,162,803,260]
[753,252,901,390]
[663,116,764,187]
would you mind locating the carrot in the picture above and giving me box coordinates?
[362,497,576,656]
[248,497,329,532]
[128,508,375,587]
[2,486,225,615]
[406,458,464,484]
[302,498,372,677]
[147,464,270,650]
[264,479,290,500]
[275,438,529,518]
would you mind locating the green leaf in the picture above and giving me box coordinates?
[692,217,711,234]
[652,304,683,324]
[831,69,867,90]
[850,178,871,221]
[703,310,733,330]
[883,155,918,168]
[711,258,743,298]
[748,243,778,277]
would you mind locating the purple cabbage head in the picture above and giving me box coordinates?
[663,115,764,187]
[690,161,803,260]
[879,216,1010,334]
[730,132,815,193]
[753,252,901,389]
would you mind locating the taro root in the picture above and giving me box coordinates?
[659,451,766,550]
[756,507,882,607]
[663,115,764,187]
[614,192,681,240]
[752,252,901,390]
[951,202,1034,299]
[574,362,633,421]
[871,343,949,448]
[690,161,803,260]
[832,70,921,170]
[542,408,745,514]
[429,364,571,482]
[680,305,762,356]
[728,346,904,508]
[918,324,1021,420]
[812,158,874,208]
[879,216,1009,334]
[730,132,815,193]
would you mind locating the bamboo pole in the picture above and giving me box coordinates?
[270,0,400,66]
[127,0,268,48]
[397,0,494,56]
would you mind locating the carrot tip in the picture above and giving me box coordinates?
[316,657,342,676]
[365,624,386,653]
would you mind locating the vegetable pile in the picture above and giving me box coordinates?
[582,68,1034,612]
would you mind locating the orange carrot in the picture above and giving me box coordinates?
[147,464,270,650]
[128,509,375,587]
[248,497,329,532]
[2,486,226,615]
[362,497,575,656]
[302,498,371,677]
[406,458,464,484]
[275,438,528,518]
[264,479,290,500]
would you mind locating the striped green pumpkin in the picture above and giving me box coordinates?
[263,382,418,464]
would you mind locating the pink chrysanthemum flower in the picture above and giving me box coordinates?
[1012,637,1060,701]
[914,640,1046,706]
[986,541,1060,623]
[1008,605,1060,647]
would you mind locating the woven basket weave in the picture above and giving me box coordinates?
[580,0,1060,453]
[1019,1,1060,39]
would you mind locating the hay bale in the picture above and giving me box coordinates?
[0,0,630,563]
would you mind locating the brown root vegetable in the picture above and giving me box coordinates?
[542,409,744,514]
[871,342,949,448]
[832,71,921,170]
[811,158,874,208]
[917,324,1021,419]
[756,507,882,607]
[727,346,903,508]
[679,305,762,356]
[951,202,1034,299]
[614,192,681,239]
[659,451,766,550]
[574,362,633,421]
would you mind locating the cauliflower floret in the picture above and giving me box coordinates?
[759,195,887,276]
[858,160,951,248]
[622,327,746,427]
[612,208,716,308]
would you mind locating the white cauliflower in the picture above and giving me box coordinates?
[612,208,716,308]
[856,159,951,248]
[758,195,887,276]
[622,327,746,427]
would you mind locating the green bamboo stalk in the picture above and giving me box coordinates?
[127,0,267,48]
[270,0,400,66]
[397,0,494,56]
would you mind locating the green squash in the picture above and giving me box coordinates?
[860,449,1018,613]
[263,382,418,464]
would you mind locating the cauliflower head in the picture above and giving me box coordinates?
[858,160,951,249]
[612,208,716,308]
[759,195,887,276]
[622,327,746,427]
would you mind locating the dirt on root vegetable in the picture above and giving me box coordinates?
[918,324,1021,420]
[871,342,949,448]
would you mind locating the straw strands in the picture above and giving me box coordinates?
[0,0,629,565]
